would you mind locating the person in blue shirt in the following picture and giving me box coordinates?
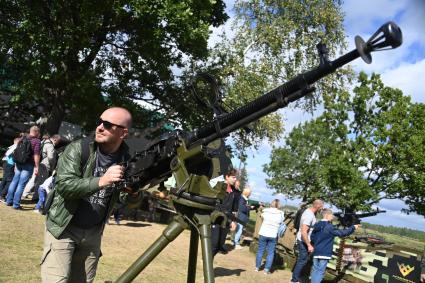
[310,208,360,283]
[234,187,252,249]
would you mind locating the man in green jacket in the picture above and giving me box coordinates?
[41,107,138,283]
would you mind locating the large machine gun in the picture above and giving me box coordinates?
[123,21,402,201]
[334,207,386,227]
[115,22,403,283]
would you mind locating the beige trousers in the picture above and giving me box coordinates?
[22,172,36,197]
[40,223,103,283]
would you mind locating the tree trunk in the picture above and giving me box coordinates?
[44,97,65,135]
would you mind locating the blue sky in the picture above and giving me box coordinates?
[209,0,425,231]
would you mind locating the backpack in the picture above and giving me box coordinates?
[40,139,52,160]
[12,136,33,164]
[40,139,58,172]
[42,136,92,215]
[293,206,307,231]
[278,212,287,238]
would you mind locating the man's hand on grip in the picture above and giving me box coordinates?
[99,165,124,188]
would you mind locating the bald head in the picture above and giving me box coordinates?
[101,107,132,129]
[96,107,132,153]
[312,199,324,213]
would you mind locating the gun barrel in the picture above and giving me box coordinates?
[187,49,358,148]
[188,21,402,148]
[356,209,386,218]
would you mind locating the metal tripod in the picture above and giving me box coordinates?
[115,195,225,283]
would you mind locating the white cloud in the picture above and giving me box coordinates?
[343,0,405,34]
[259,139,274,151]
[399,0,425,48]
[207,0,237,49]
[376,198,407,211]
[245,166,257,174]
[381,58,425,103]
[281,106,320,133]
[208,17,236,49]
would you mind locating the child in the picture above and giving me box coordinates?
[34,172,55,214]
[310,208,360,283]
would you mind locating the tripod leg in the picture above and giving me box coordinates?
[197,215,215,283]
[115,217,186,283]
[187,227,199,283]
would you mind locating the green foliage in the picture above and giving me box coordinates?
[361,222,425,242]
[238,165,249,190]
[191,0,351,153]
[0,0,228,133]
[1,0,352,159]
[264,72,425,216]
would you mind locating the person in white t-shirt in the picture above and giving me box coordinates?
[291,199,324,283]
[255,199,284,274]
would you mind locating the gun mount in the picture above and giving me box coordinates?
[115,22,402,283]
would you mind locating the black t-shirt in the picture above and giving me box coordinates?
[219,184,240,213]
[71,147,121,228]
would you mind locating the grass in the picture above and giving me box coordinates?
[0,203,293,283]
[353,228,425,251]
[0,204,45,282]
[1,202,422,283]
[0,203,199,283]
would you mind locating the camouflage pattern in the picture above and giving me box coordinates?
[251,209,422,283]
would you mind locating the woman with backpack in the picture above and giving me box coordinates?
[255,199,285,274]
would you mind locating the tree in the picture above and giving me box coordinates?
[393,103,425,215]
[264,72,425,216]
[1,0,351,152]
[238,165,249,190]
[195,0,351,153]
[0,0,227,134]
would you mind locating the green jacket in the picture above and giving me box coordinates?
[46,138,135,238]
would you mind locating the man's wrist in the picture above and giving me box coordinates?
[98,176,107,187]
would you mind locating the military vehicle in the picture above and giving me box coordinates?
[251,208,423,283]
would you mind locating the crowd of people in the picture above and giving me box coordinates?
[0,126,63,213]
[0,106,422,283]
[290,200,360,283]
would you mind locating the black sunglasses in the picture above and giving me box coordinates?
[97,118,125,130]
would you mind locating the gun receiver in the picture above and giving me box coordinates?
[334,208,387,227]
[124,21,403,199]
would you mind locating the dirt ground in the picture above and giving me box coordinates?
[0,201,293,283]
[99,219,293,283]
